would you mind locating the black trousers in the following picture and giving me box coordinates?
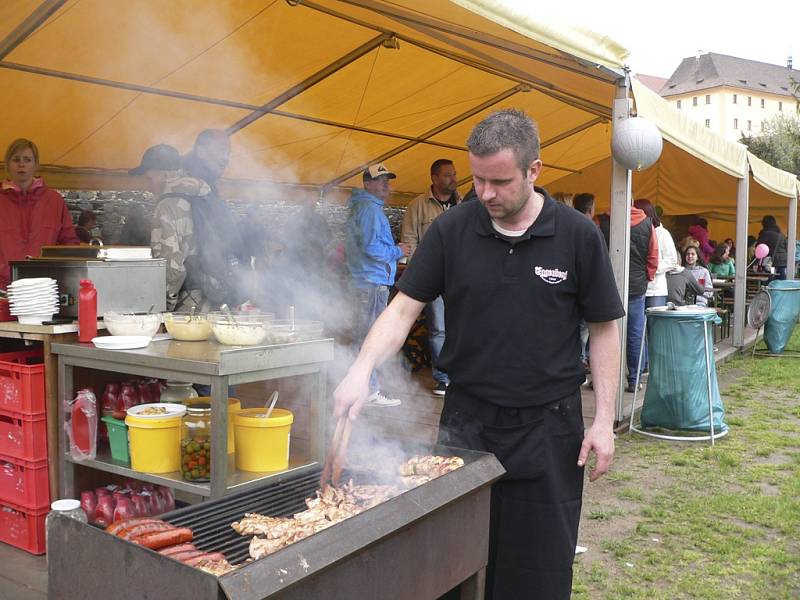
[438,386,585,600]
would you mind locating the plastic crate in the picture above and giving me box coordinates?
[0,410,48,462]
[0,454,50,509]
[0,350,45,415]
[0,500,47,555]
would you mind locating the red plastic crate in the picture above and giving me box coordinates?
[0,350,45,415]
[0,500,47,554]
[0,454,49,509]
[0,410,48,462]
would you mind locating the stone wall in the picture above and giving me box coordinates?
[60,190,407,246]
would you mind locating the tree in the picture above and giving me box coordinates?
[741,113,800,177]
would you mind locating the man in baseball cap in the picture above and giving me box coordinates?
[345,163,410,407]
[128,144,181,176]
[362,163,397,181]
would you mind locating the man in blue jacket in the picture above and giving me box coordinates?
[345,163,411,407]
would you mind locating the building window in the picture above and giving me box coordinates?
[677,99,682,109]
[693,96,698,106]
[760,98,765,108]
[747,120,752,131]
[705,94,711,104]
[748,96,752,106]
[733,94,738,104]
[705,119,710,128]
[733,118,738,129]
[779,101,783,111]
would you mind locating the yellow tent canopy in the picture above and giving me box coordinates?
[0,0,626,202]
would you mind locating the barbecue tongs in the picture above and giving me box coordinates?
[319,413,353,488]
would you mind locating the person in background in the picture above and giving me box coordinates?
[346,163,411,408]
[0,138,79,289]
[125,144,182,246]
[682,246,713,306]
[401,158,460,396]
[151,130,250,311]
[635,199,678,309]
[335,109,623,599]
[665,265,705,306]
[687,217,714,263]
[129,143,182,198]
[595,212,611,248]
[756,215,788,279]
[677,235,700,257]
[75,209,98,243]
[626,201,659,392]
[573,193,596,376]
[723,237,736,263]
[552,191,574,207]
[708,242,735,278]
[746,235,757,266]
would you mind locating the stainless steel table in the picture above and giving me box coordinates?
[53,338,334,499]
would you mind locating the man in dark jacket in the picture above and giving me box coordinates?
[626,204,658,392]
[757,215,788,280]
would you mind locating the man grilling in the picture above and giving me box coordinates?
[334,109,623,599]
[150,130,251,311]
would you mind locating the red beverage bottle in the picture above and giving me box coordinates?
[78,279,98,343]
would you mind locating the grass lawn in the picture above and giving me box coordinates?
[573,332,800,599]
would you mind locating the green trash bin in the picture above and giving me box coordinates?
[638,306,727,438]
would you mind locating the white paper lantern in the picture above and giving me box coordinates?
[611,116,663,171]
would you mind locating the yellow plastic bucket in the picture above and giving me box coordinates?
[187,397,242,454]
[125,413,182,473]
[234,408,293,472]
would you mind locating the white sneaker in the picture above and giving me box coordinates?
[367,391,401,407]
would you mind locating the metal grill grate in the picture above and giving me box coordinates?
[164,471,321,564]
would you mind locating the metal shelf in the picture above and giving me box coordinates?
[67,448,318,497]
[55,338,333,500]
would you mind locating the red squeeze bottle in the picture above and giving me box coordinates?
[78,279,98,343]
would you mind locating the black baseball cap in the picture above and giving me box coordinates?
[128,144,181,175]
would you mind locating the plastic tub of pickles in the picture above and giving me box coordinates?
[268,319,324,344]
[163,312,213,341]
[208,312,274,346]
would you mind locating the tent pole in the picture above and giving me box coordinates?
[321,85,523,190]
[226,33,391,135]
[788,188,798,279]
[609,75,632,424]
[0,0,66,59]
[732,175,750,347]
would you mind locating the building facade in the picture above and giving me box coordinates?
[660,53,799,142]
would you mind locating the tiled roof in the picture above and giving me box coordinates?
[660,53,799,98]
[636,74,668,93]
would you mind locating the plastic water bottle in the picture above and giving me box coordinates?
[78,279,97,342]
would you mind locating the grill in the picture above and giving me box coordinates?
[48,446,504,600]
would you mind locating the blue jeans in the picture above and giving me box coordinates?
[424,296,449,384]
[643,296,667,371]
[578,319,589,364]
[352,284,390,394]
[626,295,646,386]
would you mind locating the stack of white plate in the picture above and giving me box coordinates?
[7,278,60,325]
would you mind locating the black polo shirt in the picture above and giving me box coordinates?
[396,188,625,407]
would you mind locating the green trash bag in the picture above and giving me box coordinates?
[640,308,727,433]
[764,280,800,354]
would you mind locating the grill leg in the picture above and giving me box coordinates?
[459,568,486,600]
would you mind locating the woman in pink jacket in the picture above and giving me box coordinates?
[0,138,79,289]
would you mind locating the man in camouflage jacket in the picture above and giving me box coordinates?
[150,130,237,311]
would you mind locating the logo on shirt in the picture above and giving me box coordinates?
[534,266,568,284]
